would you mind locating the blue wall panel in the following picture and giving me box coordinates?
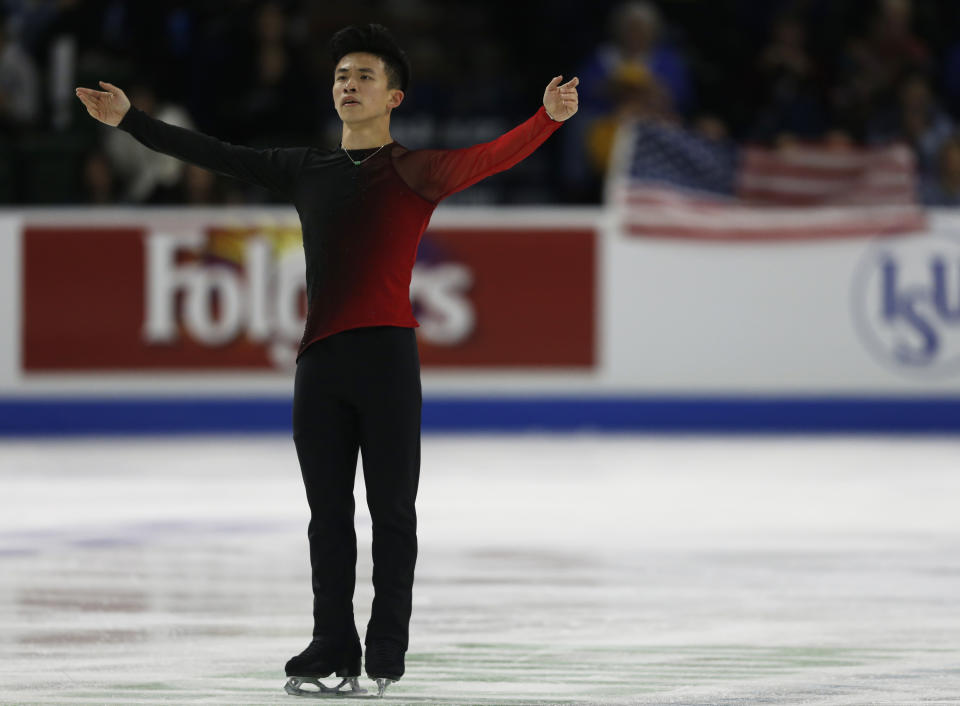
[2,397,960,434]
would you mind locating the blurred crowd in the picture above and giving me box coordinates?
[3,0,960,206]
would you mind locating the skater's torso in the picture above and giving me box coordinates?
[291,144,434,359]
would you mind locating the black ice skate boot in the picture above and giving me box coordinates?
[364,639,405,698]
[283,638,365,698]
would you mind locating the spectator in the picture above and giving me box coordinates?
[579,1,693,117]
[562,0,693,201]
[833,0,930,139]
[0,20,40,129]
[921,134,960,206]
[103,82,195,202]
[182,163,225,205]
[81,151,115,204]
[584,62,674,177]
[750,14,826,142]
[866,0,930,77]
[868,73,953,177]
[226,2,315,144]
[1,0,64,57]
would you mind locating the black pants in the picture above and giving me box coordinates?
[292,325,421,652]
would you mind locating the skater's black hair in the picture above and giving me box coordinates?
[329,24,411,93]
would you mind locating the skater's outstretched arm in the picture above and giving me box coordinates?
[75,81,306,199]
[394,76,580,203]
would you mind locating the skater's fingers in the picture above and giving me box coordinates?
[99,80,120,94]
[75,88,109,106]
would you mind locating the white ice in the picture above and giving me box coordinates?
[1,434,959,704]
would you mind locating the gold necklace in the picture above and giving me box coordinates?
[342,143,387,166]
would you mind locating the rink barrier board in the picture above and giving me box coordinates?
[2,397,960,434]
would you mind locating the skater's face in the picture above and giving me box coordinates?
[333,52,404,124]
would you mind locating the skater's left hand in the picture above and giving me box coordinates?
[543,76,579,121]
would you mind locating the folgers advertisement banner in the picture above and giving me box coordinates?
[22,221,596,372]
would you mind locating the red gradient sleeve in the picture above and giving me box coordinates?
[394,106,563,203]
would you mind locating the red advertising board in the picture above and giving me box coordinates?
[23,223,594,371]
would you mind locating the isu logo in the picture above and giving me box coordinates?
[142,230,475,367]
[852,233,960,377]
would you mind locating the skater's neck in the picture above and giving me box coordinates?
[340,118,393,150]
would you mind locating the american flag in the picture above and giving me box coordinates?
[606,120,927,240]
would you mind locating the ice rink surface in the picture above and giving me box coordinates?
[1,434,959,705]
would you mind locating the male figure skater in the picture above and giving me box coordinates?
[76,23,578,699]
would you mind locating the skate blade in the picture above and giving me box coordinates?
[375,678,396,698]
[284,676,370,698]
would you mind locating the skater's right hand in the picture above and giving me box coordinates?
[75,81,131,127]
